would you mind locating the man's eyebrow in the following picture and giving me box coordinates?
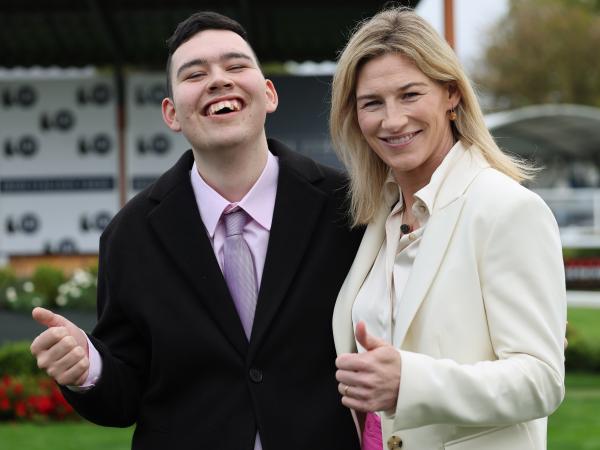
[176,52,254,79]
[356,82,428,101]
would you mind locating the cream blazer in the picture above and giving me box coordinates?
[333,144,566,450]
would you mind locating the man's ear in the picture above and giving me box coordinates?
[265,79,278,114]
[162,97,181,132]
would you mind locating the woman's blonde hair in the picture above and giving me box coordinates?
[330,7,533,226]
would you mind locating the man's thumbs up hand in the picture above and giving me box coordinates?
[30,307,90,386]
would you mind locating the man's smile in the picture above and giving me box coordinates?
[203,97,244,116]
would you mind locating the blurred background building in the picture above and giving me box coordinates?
[0,0,418,267]
[1,0,600,291]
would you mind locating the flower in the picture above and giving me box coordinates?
[0,374,79,422]
[56,295,68,306]
[15,401,27,417]
[23,281,35,293]
[6,287,17,302]
[32,396,54,415]
[13,382,24,395]
[73,269,92,287]
[31,296,43,307]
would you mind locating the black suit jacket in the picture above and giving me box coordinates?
[62,139,363,450]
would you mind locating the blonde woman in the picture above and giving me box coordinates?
[330,7,566,450]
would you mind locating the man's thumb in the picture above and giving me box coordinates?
[355,321,387,351]
[32,307,68,329]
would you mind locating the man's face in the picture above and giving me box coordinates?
[162,29,278,154]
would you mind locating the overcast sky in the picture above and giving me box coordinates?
[416,0,509,73]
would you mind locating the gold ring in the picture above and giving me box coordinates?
[344,384,350,396]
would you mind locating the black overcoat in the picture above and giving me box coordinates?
[62,139,363,450]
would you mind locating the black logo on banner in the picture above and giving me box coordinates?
[80,211,112,232]
[44,239,78,255]
[137,134,170,155]
[4,136,39,158]
[132,176,158,191]
[76,83,112,105]
[79,211,112,232]
[0,176,114,193]
[78,134,113,155]
[2,85,38,108]
[40,110,75,131]
[5,213,40,235]
[135,84,167,106]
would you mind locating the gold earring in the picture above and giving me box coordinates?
[448,108,457,121]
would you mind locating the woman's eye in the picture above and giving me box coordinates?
[403,92,420,100]
[361,100,380,109]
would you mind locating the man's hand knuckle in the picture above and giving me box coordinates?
[51,327,65,339]
[77,359,88,370]
[62,335,76,348]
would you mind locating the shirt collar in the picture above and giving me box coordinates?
[414,141,464,216]
[190,150,279,238]
[384,141,465,225]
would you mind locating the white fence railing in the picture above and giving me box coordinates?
[534,188,600,248]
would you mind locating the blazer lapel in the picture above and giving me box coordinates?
[333,202,388,355]
[248,141,327,356]
[393,146,490,347]
[146,151,248,357]
[392,198,465,346]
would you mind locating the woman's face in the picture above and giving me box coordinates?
[355,53,460,185]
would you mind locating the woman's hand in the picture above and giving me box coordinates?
[336,321,401,412]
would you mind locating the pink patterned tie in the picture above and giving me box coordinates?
[222,208,257,339]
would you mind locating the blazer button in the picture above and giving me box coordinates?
[387,435,403,449]
[249,368,263,383]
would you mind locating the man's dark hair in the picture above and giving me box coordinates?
[165,11,250,99]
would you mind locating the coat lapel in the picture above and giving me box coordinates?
[393,146,490,347]
[146,151,248,357]
[392,197,465,346]
[333,202,388,355]
[248,141,327,357]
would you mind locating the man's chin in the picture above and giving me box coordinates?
[193,133,252,154]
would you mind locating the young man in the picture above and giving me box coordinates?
[30,12,362,450]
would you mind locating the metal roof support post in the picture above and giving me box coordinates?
[444,0,455,49]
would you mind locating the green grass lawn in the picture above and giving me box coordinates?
[549,373,600,450]
[0,422,133,450]
[568,307,600,342]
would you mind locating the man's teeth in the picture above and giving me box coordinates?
[207,99,242,115]
[385,132,418,145]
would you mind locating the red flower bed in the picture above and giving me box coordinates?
[0,374,78,422]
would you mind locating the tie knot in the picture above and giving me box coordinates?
[223,208,247,237]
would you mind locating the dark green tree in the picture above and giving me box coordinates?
[475,0,600,110]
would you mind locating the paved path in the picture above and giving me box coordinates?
[567,290,600,308]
